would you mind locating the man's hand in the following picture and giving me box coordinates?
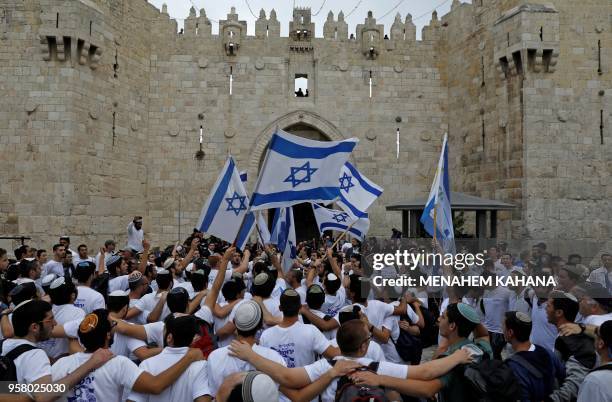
[398,321,412,332]
[187,347,204,361]
[190,237,200,251]
[451,348,475,365]
[326,248,333,259]
[88,348,114,369]
[223,246,236,262]
[359,312,371,331]
[228,340,256,362]
[142,239,151,251]
[329,360,362,378]
[350,371,381,387]
[558,323,581,336]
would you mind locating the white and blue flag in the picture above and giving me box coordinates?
[196,156,253,250]
[256,212,271,244]
[269,207,297,271]
[250,130,358,211]
[312,204,370,241]
[420,133,455,254]
[337,162,383,219]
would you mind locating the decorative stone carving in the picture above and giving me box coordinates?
[224,129,236,138]
[198,57,208,68]
[25,101,38,114]
[255,59,265,70]
[366,129,377,141]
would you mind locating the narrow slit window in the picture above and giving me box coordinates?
[56,13,59,29]
[229,66,233,95]
[369,70,373,98]
[89,21,92,36]
[294,74,308,97]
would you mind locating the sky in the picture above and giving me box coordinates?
[147,0,467,39]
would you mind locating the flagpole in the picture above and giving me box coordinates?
[432,202,438,244]
[325,221,358,258]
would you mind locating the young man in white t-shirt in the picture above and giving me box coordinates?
[127,314,211,402]
[229,319,474,402]
[207,300,287,397]
[41,244,67,278]
[73,261,106,314]
[52,309,204,402]
[37,277,86,362]
[259,288,338,368]
[2,299,113,401]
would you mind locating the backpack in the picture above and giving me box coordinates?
[462,347,522,402]
[191,318,218,359]
[0,339,38,381]
[417,306,438,348]
[392,314,422,365]
[329,360,389,402]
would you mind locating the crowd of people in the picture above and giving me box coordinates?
[0,216,610,402]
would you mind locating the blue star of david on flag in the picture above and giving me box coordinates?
[225,191,247,216]
[284,161,318,188]
[339,172,355,193]
[332,212,349,223]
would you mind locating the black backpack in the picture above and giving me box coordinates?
[0,339,39,381]
[417,306,438,348]
[392,314,423,365]
[462,352,522,402]
[329,360,389,402]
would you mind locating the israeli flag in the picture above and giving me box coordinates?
[420,133,456,254]
[235,169,255,250]
[312,204,370,241]
[269,207,297,271]
[196,156,252,249]
[250,130,358,211]
[337,162,383,219]
[256,212,271,244]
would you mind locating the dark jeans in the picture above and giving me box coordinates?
[489,331,507,360]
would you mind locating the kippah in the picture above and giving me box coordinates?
[550,290,578,302]
[106,254,122,267]
[308,284,323,294]
[253,273,269,286]
[41,274,57,286]
[193,269,206,276]
[50,277,66,290]
[163,258,175,270]
[79,314,99,333]
[282,288,299,297]
[515,312,531,323]
[327,273,339,281]
[128,271,143,283]
[156,268,170,275]
[185,263,194,272]
[170,287,188,295]
[457,303,481,324]
[234,300,262,331]
[108,290,129,297]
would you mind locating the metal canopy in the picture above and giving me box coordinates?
[386,192,516,212]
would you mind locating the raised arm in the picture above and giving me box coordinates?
[178,238,199,272]
[136,239,150,274]
[204,247,234,311]
[188,290,208,315]
[326,248,342,279]
[300,306,339,332]
[213,299,240,318]
[233,248,251,275]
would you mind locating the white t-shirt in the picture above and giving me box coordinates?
[214,299,247,347]
[330,338,386,362]
[263,297,282,318]
[74,286,106,314]
[260,321,331,368]
[304,356,408,402]
[144,321,165,348]
[52,353,143,402]
[111,329,148,360]
[207,269,233,288]
[127,222,144,253]
[271,278,287,299]
[42,260,65,278]
[38,304,85,359]
[310,309,338,340]
[128,298,150,325]
[583,313,612,327]
[139,292,171,322]
[482,286,512,333]
[508,288,531,314]
[207,344,286,397]
[128,347,210,402]
[1,339,51,383]
[108,275,129,293]
[321,287,347,317]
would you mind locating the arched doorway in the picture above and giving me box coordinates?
[260,122,332,242]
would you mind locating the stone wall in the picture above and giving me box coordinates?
[0,0,609,250]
